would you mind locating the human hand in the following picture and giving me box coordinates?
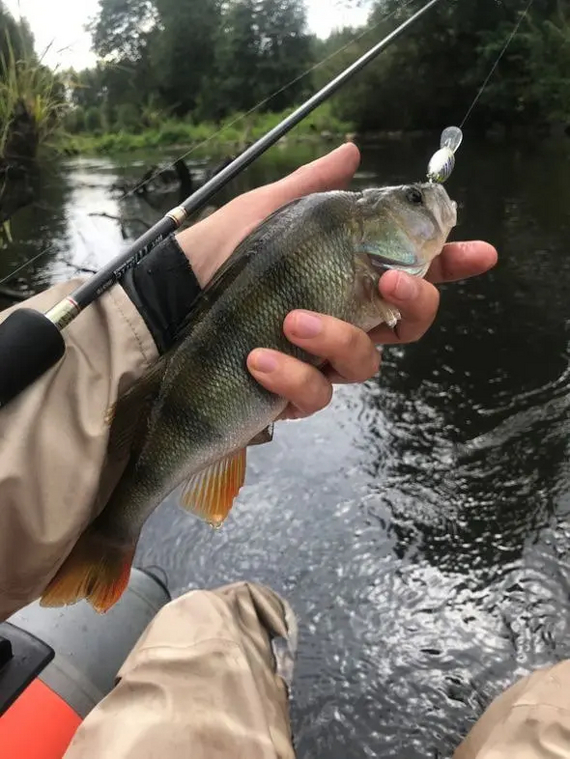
[177,144,497,422]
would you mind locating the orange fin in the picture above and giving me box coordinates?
[179,449,247,528]
[40,527,135,614]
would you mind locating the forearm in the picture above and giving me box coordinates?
[0,235,201,620]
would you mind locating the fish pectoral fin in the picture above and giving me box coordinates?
[40,526,136,613]
[248,424,274,447]
[179,449,247,528]
[377,300,402,329]
[105,356,170,461]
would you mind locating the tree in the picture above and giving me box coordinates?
[90,0,157,61]
[208,0,313,118]
[523,3,570,123]
[115,102,141,130]
[327,0,570,131]
[149,0,222,116]
[256,0,313,110]
[69,0,570,133]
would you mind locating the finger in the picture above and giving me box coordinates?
[369,271,440,345]
[321,358,383,385]
[283,310,381,383]
[277,141,361,196]
[230,142,361,224]
[247,348,333,417]
[426,241,498,284]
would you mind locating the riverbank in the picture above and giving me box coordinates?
[62,104,355,156]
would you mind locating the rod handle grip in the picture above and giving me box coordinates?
[0,309,65,408]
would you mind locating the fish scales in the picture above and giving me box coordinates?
[40,183,457,612]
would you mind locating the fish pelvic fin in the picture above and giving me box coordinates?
[179,448,247,528]
[248,424,274,447]
[40,527,136,614]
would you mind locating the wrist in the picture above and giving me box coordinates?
[120,234,202,354]
[176,226,223,288]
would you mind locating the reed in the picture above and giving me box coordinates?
[0,30,65,158]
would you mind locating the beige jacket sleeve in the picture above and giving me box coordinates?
[0,287,298,759]
[454,661,570,759]
[0,280,158,621]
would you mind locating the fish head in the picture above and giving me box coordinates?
[356,182,457,276]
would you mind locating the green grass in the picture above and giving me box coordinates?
[0,30,66,157]
[64,102,355,156]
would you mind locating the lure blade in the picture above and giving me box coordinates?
[440,126,463,153]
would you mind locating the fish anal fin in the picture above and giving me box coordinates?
[179,449,247,527]
[105,357,170,461]
[40,527,136,613]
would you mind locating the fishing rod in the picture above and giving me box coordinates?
[0,0,445,408]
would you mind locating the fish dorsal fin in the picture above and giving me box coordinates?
[174,197,306,341]
[105,355,170,462]
[179,448,247,528]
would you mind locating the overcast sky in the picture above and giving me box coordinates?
[4,0,371,70]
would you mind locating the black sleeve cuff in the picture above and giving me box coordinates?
[120,233,202,354]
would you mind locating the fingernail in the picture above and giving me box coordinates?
[291,311,322,338]
[392,272,418,300]
[251,350,278,373]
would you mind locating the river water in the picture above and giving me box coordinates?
[3,135,570,758]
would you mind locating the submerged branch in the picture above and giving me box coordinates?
[60,258,97,275]
[88,212,151,230]
[0,283,29,302]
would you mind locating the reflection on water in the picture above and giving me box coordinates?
[2,136,570,757]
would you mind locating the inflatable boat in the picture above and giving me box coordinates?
[0,568,171,758]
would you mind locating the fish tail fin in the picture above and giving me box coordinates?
[40,527,136,614]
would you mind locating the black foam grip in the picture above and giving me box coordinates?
[0,309,66,408]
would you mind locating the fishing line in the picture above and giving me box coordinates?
[116,0,419,203]
[459,0,535,128]
[0,244,59,284]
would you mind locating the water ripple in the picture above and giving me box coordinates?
[5,138,570,758]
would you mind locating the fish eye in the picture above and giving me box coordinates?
[405,186,424,205]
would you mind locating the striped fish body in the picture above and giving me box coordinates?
[41,182,457,612]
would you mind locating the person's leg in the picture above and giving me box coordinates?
[454,662,570,759]
[64,581,298,759]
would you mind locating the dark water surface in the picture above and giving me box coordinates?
[4,136,570,757]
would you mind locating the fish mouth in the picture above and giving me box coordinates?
[450,199,458,225]
[430,184,458,229]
